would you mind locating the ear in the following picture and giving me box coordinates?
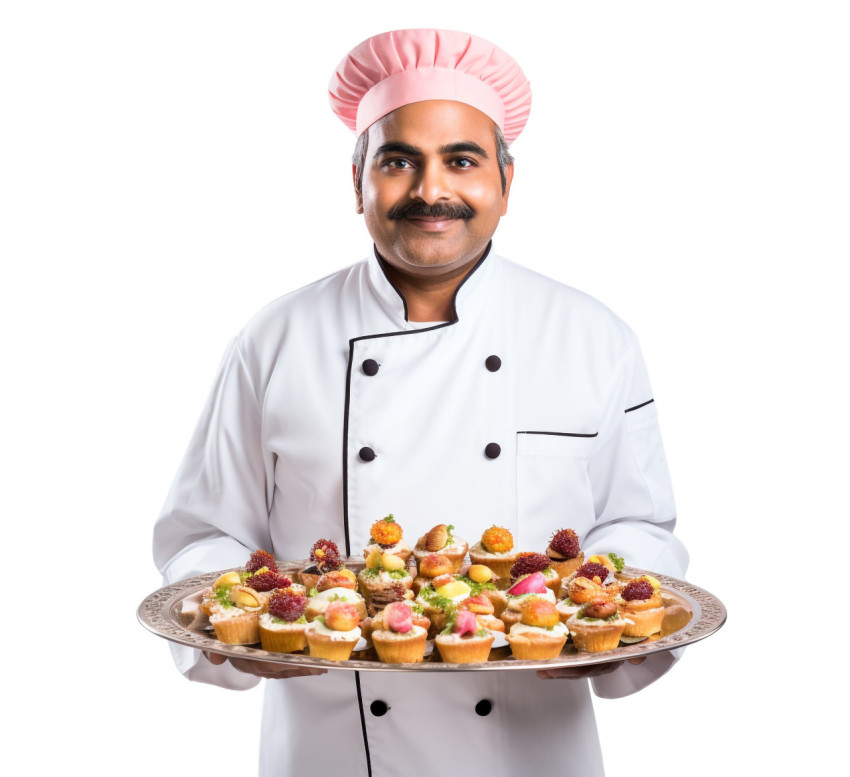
[353,164,364,214]
[500,163,514,216]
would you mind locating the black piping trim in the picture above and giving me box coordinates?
[354,671,372,776]
[341,243,492,554]
[518,431,599,438]
[625,398,654,414]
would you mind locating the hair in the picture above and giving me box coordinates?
[352,125,514,195]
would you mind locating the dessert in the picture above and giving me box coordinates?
[468,525,518,578]
[566,598,630,652]
[618,577,665,637]
[500,571,556,631]
[299,539,343,591]
[506,598,568,659]
[413,524,468,574]
[510,553,560,593]
[205,580,263,644]
[370,601,428,664]
[305,601,361,660]
[304,585,367,622]
[435,609,495,663]
[412,552,454,594]
[416,572,498,635]
[458,594,505,633]
[259,587,309,653]
[363,514,412,564]
[358,547,413,606]
[545,528,584,578]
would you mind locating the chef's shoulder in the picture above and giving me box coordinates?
[498,255,636,353]
[230,260,365,387]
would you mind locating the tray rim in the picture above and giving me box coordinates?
[137,561,726,672]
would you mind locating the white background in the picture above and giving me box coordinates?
[2,1,847,774]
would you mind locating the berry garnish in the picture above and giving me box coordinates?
[370,515,403,546]
[548,528,580,559]
[248,570,292,592]
[574,562,610,583]
[481,525,514,554]
[246,549,277,574]
[622,579,654,601]
[510,553,551,579]
[268,589,307,622]
[310,539,342,572]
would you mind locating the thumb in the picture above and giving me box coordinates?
[204,650,227,666]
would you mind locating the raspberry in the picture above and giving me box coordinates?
[549,528,580,559]
[574,562,610,583]
[310,539,342,572]
[268,589,307,622]
[622,579,654,602]
[247,570,292,592]
[246,549,277,574]
[510,553,551,579]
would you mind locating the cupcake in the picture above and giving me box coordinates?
[363,514,412,564]
[458,594,504,633]
[305,601,362,660]
[500,571,557,632]
[413,524,468,574]
[412,552,455,594]
[506,598,568,660]
[370,601,428,664]
[545,529,585,578]
[435,609,495,664]
[468,526,518,579]
[618,577,665,637]
[358,548,413,607]
[298,538,344,591]
[259,588,309,653]
[206,582,264,644]
[567,598,629,652]
[364,600,431,639]
[509,553,561,593]
[415,573,473,635]
[304,586,367,622]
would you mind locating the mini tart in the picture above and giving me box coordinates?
[258,612,308,653]
[357,567,413,606]
[506,622,568,660]
[618,588,665,637]
[413,533,468,575]
[468,540,517,579]
[546,551,585,579]
[566,611,629,652]
[209,608,261,645]
[555,598,583,624]
[363,539,412,565]
[371,624,428,664]
[305,587,367,622]
[499,590,555,632]
[305,619,361,661]
[435,629,495,664]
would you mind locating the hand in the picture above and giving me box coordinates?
[536,657,644,680]
[204,651,327,680]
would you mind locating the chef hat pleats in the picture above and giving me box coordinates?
[328,29,532,144]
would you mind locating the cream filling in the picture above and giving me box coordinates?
[259,612,304,631]
[306,620,361,641]
[509,622,568,637]
[309,587,363,605]
[506,589,556,611]
[374,625,427,641]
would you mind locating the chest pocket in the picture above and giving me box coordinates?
[515,432,597,547]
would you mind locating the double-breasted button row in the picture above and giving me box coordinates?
[360,355,500,376]
[359,443,501,462]
[369,699,492,717]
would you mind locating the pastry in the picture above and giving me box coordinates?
[304,586,367,622]
[545,529,584,578]
[509,553,561,593]
[305,601,361,660]
[206,582,263,644]
[259,587,309,653]
[363,514,412,564]
[370,601,428,663]
[468,525,517,578]
[358,548,413,606]
[506,598,568,659]
[435,609,495,663]
[413,524,468,574]
[618,577,665,637]
[299,538,343,591]
[499,571,556,631]
[566,598,629,652]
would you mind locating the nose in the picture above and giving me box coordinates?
[411,159,450,205]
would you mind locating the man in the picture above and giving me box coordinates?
[154,29,688,776]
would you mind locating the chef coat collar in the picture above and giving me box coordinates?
[367,242,494,326]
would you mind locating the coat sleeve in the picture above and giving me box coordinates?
[584,333,689,698]
[152,337,275,690]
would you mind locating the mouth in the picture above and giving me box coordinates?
[404,216,461,232]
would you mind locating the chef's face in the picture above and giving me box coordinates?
[355,100,513,280]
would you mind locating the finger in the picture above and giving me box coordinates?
[204,651,227,665]
[628,657,646,665]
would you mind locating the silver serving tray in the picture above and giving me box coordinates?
[137,560,726,672]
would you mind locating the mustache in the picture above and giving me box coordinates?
[387,201,476,221]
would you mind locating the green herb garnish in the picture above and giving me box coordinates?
[608,553,625,572]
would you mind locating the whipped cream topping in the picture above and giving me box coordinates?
[509,622,568,637]
[305,620,361,641]
[506,589,556,611]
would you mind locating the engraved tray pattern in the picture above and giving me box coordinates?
[137,561,726,672]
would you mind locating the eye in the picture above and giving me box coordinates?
[383,158,413,170]
[451,157,477,169]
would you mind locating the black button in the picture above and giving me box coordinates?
[370,700,389,717]
[359,447,376,462]
[484,443,501,459]
[485,355,501,372]
[475,699,493,716]
[362,359,380,376]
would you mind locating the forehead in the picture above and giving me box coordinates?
[367,100,498,154]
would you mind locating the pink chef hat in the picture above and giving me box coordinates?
[328,29,532,144]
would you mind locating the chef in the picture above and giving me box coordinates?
[154,29,688,777]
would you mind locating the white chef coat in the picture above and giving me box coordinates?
[154,245,688,776]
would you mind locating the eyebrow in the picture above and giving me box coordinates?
[373,141,490,159]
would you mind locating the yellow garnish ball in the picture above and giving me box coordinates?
[467,564,493,583]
